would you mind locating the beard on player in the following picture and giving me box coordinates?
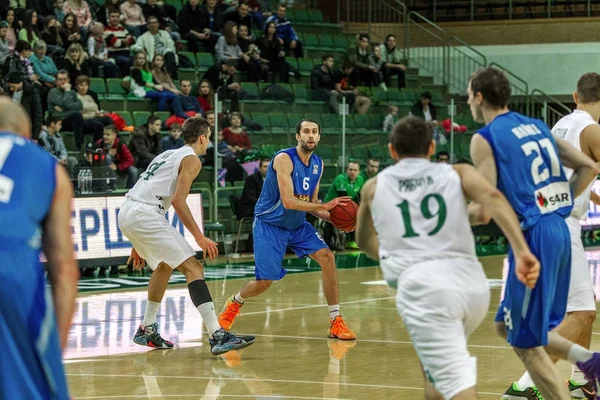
[300,139,318,153]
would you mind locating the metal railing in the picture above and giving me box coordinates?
[487,62,530,115]
[530,89,572,127]
[337,0,407,28]
[446,36,486,94]
[405,11,446,84]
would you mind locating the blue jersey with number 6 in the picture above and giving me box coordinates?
[254,148,322,231]
[477,111,573,230]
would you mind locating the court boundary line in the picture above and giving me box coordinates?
[75,395,348,399]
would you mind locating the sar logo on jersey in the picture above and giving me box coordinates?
[313,164,319,175]
[535,182,572,214]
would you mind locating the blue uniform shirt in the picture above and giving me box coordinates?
[477,111,573,230]
[254,148,322,231]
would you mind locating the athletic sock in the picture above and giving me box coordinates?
[517,372,535,390]
[233,292,244,304]
[188,279,221,337]
[568,344,594,365]
[571,364,588,385]
[328,305,340,320]
[141,300,161,328]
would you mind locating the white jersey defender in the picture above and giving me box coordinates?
[118,146,198,270]
[370,158,489,399]
[551,110,596,313]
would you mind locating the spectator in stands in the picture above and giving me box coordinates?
[119,0,146,37]
[382,105,398,132]
[202,0,222,35]
[30,40,58,86]
[28,0,54,25]
[104,10,136,78]
[97,124,139,188]
[150,54,179,95]
[129,115,161,170]
[237,157,269,218]
[158,122,183,153]
[410,91,437,122]
[216,21,261,82]
[311,54,337,109]
[131,16,178,78]
[266,4,303,58]
[87,22,118,78]
[2,40,40,85]
[247,0,270,30]
[369,44,385,88]
[344,33,376,87]
[49,69,104,148]
[237,23,253,52]
[54,0,65,23]
[130,50,174,111]
[40,16,64,58]
[39,115,78,176]
[436,151,449,163]
[142,0,180,41]
[3,71,43,140]
[59,13,83,51]
[332,61,371,114]
[0,21,10,66]
[5,9,17,51]
[202,58,240,111]
[360,158,379,181]
[222,111,251,154]
[380,34,406,89]
[222,1,252,32]
[62,0,93,32]
[18,10,40,47]
[258,20,289,83]
[179,0,213,54]
[197,79,214,111]
[165,80,203,127]
[59,42,91,83]
[96,0,120,26]
[75,74,113,127]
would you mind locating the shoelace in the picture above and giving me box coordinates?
[531,387,544,400]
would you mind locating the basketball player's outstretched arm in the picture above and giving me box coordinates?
[554,136,600,198]
[355,178,379,260]
[43,165,79,350]
[171,155,219,260]
[274,153,351,212]
[455,164,539,288]
[467,134,496,225]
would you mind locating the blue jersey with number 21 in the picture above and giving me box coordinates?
[477,111,573,230]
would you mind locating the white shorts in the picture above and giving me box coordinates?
[566,216,596,313]
[395,258,489,399]
[118,199,196,270]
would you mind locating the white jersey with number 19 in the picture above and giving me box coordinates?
[370,158,477,282]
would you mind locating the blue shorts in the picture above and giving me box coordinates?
[253,218,328,280]
[495,214,571,348]
[0,249,70,400]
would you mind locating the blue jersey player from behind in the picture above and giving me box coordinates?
[0,99,79,399]
[467,67,600,399]
[219,119,357,340]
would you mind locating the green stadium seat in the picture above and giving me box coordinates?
[318,145,336,161]
[249,112,270,132]
[333,35,348,51]
[153,111,171,126]
[368,144,387,159]
[178,52,198,81]
[371,87,388,104]
[370,114,385,134]
[287,113,304,128]
[292,84,310,104]
[303,33,320,51]
[197,53,214,72]
[340,114,355,132]
[90,78,106,97]
[311,57,321,68]
[114,111,133,127]
[106,78,127,96]
[180,51,198,67]
[350,144,370,161]
[133,111,151,127]
[297,58,314,76]
[285,56,298,70]
[320,113,340,134]
[308,9,324,23]
[294,9,309,22]
[353,114,371,134]
[317,34,335,52]
[269,112,289,135]
[240,82,260,103]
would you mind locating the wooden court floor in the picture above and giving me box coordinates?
[64,255,600,399]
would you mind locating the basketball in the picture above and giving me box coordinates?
[330,201,359,231]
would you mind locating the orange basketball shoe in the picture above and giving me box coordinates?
[328,316,356,340]
[218,296,243,331]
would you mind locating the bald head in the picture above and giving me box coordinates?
[0,97,31,138]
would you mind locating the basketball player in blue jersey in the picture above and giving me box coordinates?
[218,119,357,340]
[467,67,600,399]
[0,98,79,399]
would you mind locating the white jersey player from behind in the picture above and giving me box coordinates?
[118,116,255,355]
[356,116,540,400]
[506,73,600,399]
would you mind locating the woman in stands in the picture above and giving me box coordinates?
[258,21,290,83]
[18,10,39,47]
[41,16,64,58]
[62,0,93,34]
[59,42,91,83]
[130,51,174,111]
[215,21,261,82]
[197,79,214,112]
[120,0,146,37]
[222,112,252,155]
[59,13,83,51]
[151,54,180,95]
[5,8,18,51]
[75,75,114,128]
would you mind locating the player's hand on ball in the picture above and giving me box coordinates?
[127,248,146,271]
[515,252,540,289]
[324,196,352,211]
[197,236,219,260]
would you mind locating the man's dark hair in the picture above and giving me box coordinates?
[146,16,159,24]
[437,151,450,159]
[57,69,69,78]
[322,54,333,63]
[420,91,432,100]
[390,116,433,157]
[15,40,31,54]
[238,0,248,8]
[358,33,370,42]
[367,158,380,163]
[6,70,23,84]
[259,157,271,165]
[385,34,396,42]
[469,67,511,108]
[576,73,600,104]
[147,115,160,126]
[296,118,321,135]
[278,3,287,9]
[46,115,62,126]
[182,116,210,144]
[104,125,118,135]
